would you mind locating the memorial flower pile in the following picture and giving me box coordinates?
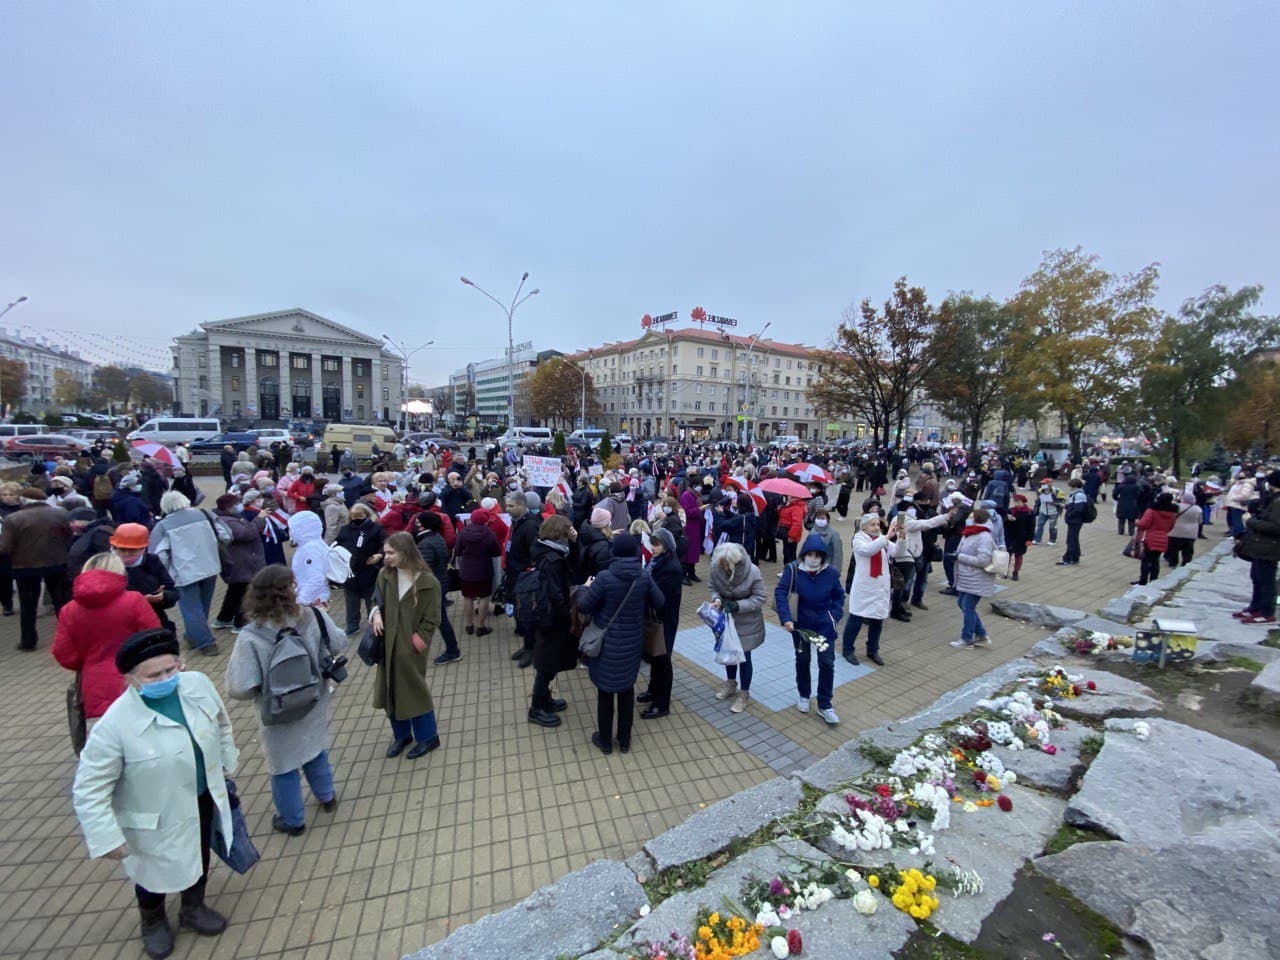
[1036,665,1087,700]
[692,908,762,960]
[886,868,940,920]
[1071,630,1134,656]
[629,932,697,960]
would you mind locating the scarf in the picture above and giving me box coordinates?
[869,547,884,578]
[962,525,988,537]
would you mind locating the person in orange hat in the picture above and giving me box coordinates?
[109,523,179,633]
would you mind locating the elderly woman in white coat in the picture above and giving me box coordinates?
[226,565,346,838]
[73,628,238,959]
[950,506,997,649]
[840,513,898,667]
[708,542,768,714]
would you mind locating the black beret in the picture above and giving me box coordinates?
[115,628,180,674]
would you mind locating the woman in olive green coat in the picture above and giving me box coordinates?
[369,531,442,760]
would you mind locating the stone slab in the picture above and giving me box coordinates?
[991,721,1092,794]
[1250,660,1280,712]
[894,657,1040,732]
[614,837,917,960]
[1036,840,1280,960]
[401,859,646,960]
[1065,718,1280,851]
[1050,668,1162,719]
[1206,641,1280,665]
[643,776,803,872]
[797,740,876,791]
[989,599,1088,629]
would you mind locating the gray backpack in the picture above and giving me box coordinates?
[261,625,321,725]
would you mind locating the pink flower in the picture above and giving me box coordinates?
[1043,932,1057,942]
[1042,744,1058,755]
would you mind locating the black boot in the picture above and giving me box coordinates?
[179,882,227,936]
[528,705,562,727]
[139,905,175,959]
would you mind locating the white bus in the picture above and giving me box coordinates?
[127,417,223,445]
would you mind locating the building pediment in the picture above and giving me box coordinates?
[202,309,383,347]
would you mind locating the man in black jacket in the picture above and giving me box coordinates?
[1236,471,1280,624]
[505,492,541,667]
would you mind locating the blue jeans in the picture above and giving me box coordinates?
[793,630,835,709]
[957,592,987,643]
[911,558,930,604]
[270,750,336,827]
[1226,508,1245,538]
[176,577,217,650]
[390,710,438,743]
[725,649,753,691]
[1034,513,1058,544]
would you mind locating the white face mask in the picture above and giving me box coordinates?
[814,519,828,529]
[802,555,822,571]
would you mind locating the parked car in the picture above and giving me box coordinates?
[4,434,90,460]
[286,419,325,448]
[254,428,293,447]
[65,429,120,445]
[188,432,261,455]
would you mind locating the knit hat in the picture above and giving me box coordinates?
[471,507,492,525]
[480,497,499,511]
[115,628,179,674]
[67,507,98,524]
[611,533,639,558]
[49,475,74,489]
[590,506,612,529]
[652,527,677,555]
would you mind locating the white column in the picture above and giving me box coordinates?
[279,349,291,419]
[370,355,382,421]
[206,339,224,417]
[341,354,353,421]
[311,352,323,420]
[245,347,258,421]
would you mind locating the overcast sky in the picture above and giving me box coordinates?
[3,2,1276,384]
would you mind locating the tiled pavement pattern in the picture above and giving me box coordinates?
[0,478,1201,959]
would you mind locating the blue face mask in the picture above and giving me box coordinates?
[139,672,180,699]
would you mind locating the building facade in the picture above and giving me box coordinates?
[0,328,94,413]
[569,326,822,442]
[447,348,562,429]
[171,309,403,424]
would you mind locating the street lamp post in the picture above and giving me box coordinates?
[460,273,540,430]
[0,296,29,416]
[380,335,434,433]
[742,321,772,446]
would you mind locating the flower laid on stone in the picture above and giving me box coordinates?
[770,936,789,959]
[888,868,940,920]
[1072,630,1134,656]
[1042,744,1058,755]
[786,929,802,954]
[693,908,762,960]
[997,795,1013,812]
[629,931,696,960]
[1133,721,1151,741]
[852,889,878,914]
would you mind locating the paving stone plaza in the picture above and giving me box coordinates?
[0,477,1265,960]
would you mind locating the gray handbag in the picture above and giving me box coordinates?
[578,580,637,658]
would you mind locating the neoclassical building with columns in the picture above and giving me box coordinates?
[171,308,404,424]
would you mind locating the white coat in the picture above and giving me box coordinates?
[289,511,331,605]
[848,530,893,620]
[72,671,238,894]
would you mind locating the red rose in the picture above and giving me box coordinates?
[1086,680,1097,691]
[875,784,893,798]
[1071,685,1082,696]
[997,795,1013,812]
[787,929,803,955]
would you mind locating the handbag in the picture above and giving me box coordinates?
[67,675,86,756]
[211,778,260,874]
[356,621,384,666]
[984,546,1011,576]
[1122,537,1144,559]
[568,584,587,639]
[578,579,637,658]
[444,562,461,594]
[643,618,666,658]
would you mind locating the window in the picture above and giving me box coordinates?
[773,374,780,385]
[694,401,702,411]
[783,407,789,416]
[353,361,367,377]
[672,345,678,356]
[710,367,718,378]
[785,376,791,386]
[356,384,365,398]
[232,400,241,416]
[672,363,678,374]
[291,354,309,370]
[696,366,703,376]
[322,357,340,373]
[198,355,206,368]
[198,375,208,390]
[772,406,777,415]
[230,376,240,392]
[382,366,389,380]
[357,405,365,419]
[382,388,389,401]
[774,358,781,368]
[711,349,718,360]
[695,383,702,394]
[697,347,704,358]
[229,352,240,369]
[258,350,278,367]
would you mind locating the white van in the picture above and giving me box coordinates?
[0,424,48,439]
[497,426,554,449]
[567,428,607,445]
[127,418,222,445]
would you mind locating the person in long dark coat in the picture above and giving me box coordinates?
[638,527,682,719]
[577,534,664,755]
[1114,474,1142,537]
[526,515,578,728]
[1004,495,1035,582]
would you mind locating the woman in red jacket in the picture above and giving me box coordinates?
[778,496,807,567]
[53,552,161,722]
[1133,491,1178,586]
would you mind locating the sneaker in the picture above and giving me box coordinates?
[433,650,461,665]
[1242,615,1277,625]
[1232,609,1255,619]
[949,638,975,649]
[198,643,220,657]
[212,619,234,630]
[974,636,992,647]
[818,707,840,725]
[714,680,738,701]
[729,691,750,713]
[911,601,928,611]
[939,586,958,596]
[272,815,305,836]
[796,697,810,714]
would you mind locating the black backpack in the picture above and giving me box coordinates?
[513,563,554,633]
[1082,501,1098,524]
[261,625,322,726]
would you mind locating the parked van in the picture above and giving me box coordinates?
[567,428,607,446]
[126,418,222,445]
[322,423,399,462]
[0,424,48,439]
[497,426,554,449]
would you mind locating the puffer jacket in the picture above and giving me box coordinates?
[124,553,178,633]
[148,508,222,587]
[53,569,160,718]
[778,500,806,543]
[1136,506,1178,553]
[322,496,349,544]
[576,522,613,581]
[708,546,768,651]
[288,511,330,605]
[954,522,997,596]
[415,530,451,586]
[217,510,265,584]
[1170,499,1201,540]
[452,519,500,583]
[578,554,664,693]
[774,533,845,640]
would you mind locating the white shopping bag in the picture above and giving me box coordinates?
[713,613,746,666]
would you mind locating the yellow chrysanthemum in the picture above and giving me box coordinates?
[868,875,880,888]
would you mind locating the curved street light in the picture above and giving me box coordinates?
[548,353,590,433]
[381,334,435,432]
[461,274,540,429]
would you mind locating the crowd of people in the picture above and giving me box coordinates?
[3,428,1273,957]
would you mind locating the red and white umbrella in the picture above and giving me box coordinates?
[130,440,177,465]
[784,462,833,484]
[745,483,768,511]
[722,475,750,492]
[759,476,813,499]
